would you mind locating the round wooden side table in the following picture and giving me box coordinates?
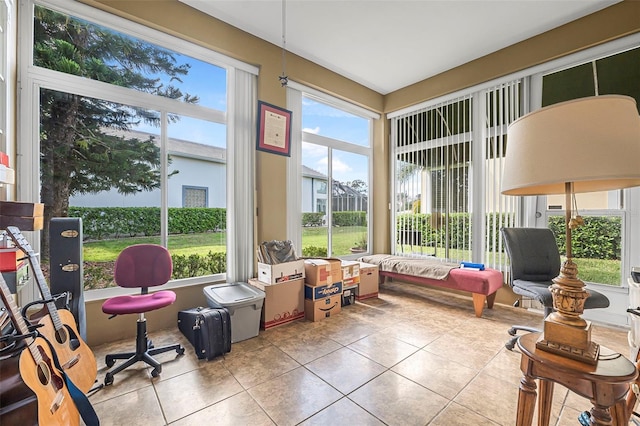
[516,332,637,425]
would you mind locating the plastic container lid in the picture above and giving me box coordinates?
[204,282,265,308]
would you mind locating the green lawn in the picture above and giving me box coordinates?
[83,227,622,286]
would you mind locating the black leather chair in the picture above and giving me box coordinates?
[501,227,610,350]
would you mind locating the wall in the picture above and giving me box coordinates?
[77,0,640,342]
[385,1,640,113]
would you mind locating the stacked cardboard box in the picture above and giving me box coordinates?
[0,201,44,231]
[340,260,361,305]
[356,262,379,300]
[248,259,305,330]
[0,247,29,293]
[303,259,342,321]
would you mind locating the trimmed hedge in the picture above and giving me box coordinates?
[548,215,621,260]
[333,211,367,227]
[69,207,226,240]
[302,212,324,227]
[171,251,227,278]
[396,212,621,260]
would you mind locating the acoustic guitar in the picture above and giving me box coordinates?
[5,226,97,393]
[0,274,79,425]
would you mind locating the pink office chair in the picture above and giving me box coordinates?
[101,244,184,386]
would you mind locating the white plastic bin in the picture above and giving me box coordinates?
[203,282,265,343]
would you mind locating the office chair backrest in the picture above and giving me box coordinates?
[114,244,173,289]
[501,227,561,283]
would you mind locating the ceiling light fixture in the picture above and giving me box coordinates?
[278,0,288,87]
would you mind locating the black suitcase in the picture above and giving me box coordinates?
[177,306,231,360]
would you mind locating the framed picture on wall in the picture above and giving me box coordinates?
[256,101,292,157]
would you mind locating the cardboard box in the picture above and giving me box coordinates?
[341,260,360,286]
[304,259,332,286]
[0,201,44,217]
[0,215,44,231]
[248,278,304,329]
[357,262,379,300]
[304,294,341,321]
[304,281,342,301]
[324,258,342,286]
[0,248,21,272]
[257,259,305,284]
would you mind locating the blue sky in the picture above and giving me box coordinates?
[137,52,370,185]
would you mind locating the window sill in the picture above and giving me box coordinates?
[84,273,226,303]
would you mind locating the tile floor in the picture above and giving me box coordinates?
[88,281,633,426]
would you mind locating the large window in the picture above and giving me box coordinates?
[20,0,256,291]
[390,82,523,268]
[287,84,376,258]
[540,46,640,287]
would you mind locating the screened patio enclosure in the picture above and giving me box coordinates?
[390,82,522,272]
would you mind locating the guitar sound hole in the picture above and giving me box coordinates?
[55,328,68,345]
[63,324,80,350]
[37,361,51,386]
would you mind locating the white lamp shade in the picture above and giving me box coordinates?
[501,95,640,196]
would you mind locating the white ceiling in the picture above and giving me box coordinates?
[180,0,620,95]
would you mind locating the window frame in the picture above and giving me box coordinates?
[18,0,257,300]
[285,81,379,259]
[182,185,209,208]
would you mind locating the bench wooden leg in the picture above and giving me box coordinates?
[486,292,497,309]
[472,293,486,317]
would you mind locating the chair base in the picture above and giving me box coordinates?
[505,325,541,350]
[104,318,184,386]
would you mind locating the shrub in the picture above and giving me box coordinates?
[302,246,328,257]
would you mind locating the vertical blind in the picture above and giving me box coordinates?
[392,94,473,261]
[484,81,522,270]
[390,79,523,271]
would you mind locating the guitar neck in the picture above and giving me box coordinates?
[0,274,43,364]
[5,227,64,332]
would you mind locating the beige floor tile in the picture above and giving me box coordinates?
[349,371,449,425]
[92,385,165,426]
[170,391,275,426]
[298,397,385,425]
[222,344,300,389]
[454,372,519,425]
[305,346,386,394]
[248,367,342,426]
[155,362,244,423]
[423,332,501,371]
[86,284,633,426]
[379,319,447,348]
[429,402,500,425]
[347,333,420,368]
[91,363,152,405]
[392,349,478,399]
[482,347,524,384]
[275,330,342,364]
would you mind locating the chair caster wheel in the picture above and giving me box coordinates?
[507,327,517,336]
[104,373,114,386]
[151,368,161,378]
[105,356,115,368]
[177,347,185,355]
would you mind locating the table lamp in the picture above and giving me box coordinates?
[502,95,640,364]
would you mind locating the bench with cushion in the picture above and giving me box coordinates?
[358,254,504,317]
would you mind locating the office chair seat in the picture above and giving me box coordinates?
[102,291,176,315]
[101,244,184,386]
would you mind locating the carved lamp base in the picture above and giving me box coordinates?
[536,319,600,364]
[535,259,600,365]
